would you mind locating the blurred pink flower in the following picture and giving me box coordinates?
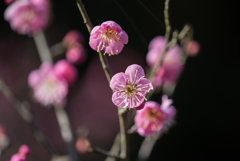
[18,145,30,157]
[146,36,183,87]
[10,154,26,161]
[66,44,87,65]
[89,20,128,55]
[4,0,50,35]
[54,60,78,86]
[110,64,153,109]
[28,62,68,106]
[135,95,176,136]
[63,30,85,47]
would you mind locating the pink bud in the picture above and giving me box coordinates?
[185,40,200,56]
[18,145,30,157]
[66,44,87,65]
[75,138,90,154]
[63,30,85,47]
[54,60,78,86]
[134,101,145,110]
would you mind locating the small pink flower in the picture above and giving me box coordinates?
[10,154,26,161]
[110,64,153,109]
[146,36,183,87]
[28,62,68,106]
[4,0,50,35]
[89,21,128,55]
[18,145,30,157]
[66,44,87,65]
[54,60,78,86]
[135,95,176,136]
[63,30,85,47]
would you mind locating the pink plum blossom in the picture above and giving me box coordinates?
[63,30,85,47]
[66,44,87,65]
[54,60,78,86]
[146,36,183,87]
[28,62,68,106]
[89,21,128,55]
[4,0,50,35]
[110,64,153,109]
[135,95,176,136]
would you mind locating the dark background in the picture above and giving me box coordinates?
[0,0,239,161]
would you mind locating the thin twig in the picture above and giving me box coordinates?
[105,134,121,161]
[75,1,129,160]
[33,31,53,63]
[90,145,123,160]
[0,77,58,155]
[112,0,148,48]
[136,0,165,29]
[164,0,171,41]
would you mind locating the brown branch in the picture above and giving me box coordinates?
[164,0,171,41]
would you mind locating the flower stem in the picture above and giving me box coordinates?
[0,77,58,155]
[75,0,129,160]
[164,0,171,41]
[33,30,79,161]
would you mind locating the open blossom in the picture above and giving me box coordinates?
[4,0,50,35]
[28,62,68,106]
[146,36,183,87]
[89,21,128,55]
[135,95,176,136]
[110,64,153,109]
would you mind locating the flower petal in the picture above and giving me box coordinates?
[89,33,102,51]
[90,25,101,35]
[112,91,128,108]
[148,36,167,50]
[125,64,145,84]
[105,39,124,55]
[110,72,127,91]
[137,78,153,94]
[101,20,122,31]
[119,30,128,44]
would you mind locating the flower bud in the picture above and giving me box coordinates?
[66,44,87,65]
[54,60,78,86]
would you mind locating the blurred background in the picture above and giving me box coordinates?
[0,0,239,161]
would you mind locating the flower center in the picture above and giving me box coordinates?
[147,109,162,120]
[125,84,137,97]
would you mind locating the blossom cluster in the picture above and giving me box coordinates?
[28,61,78,107]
